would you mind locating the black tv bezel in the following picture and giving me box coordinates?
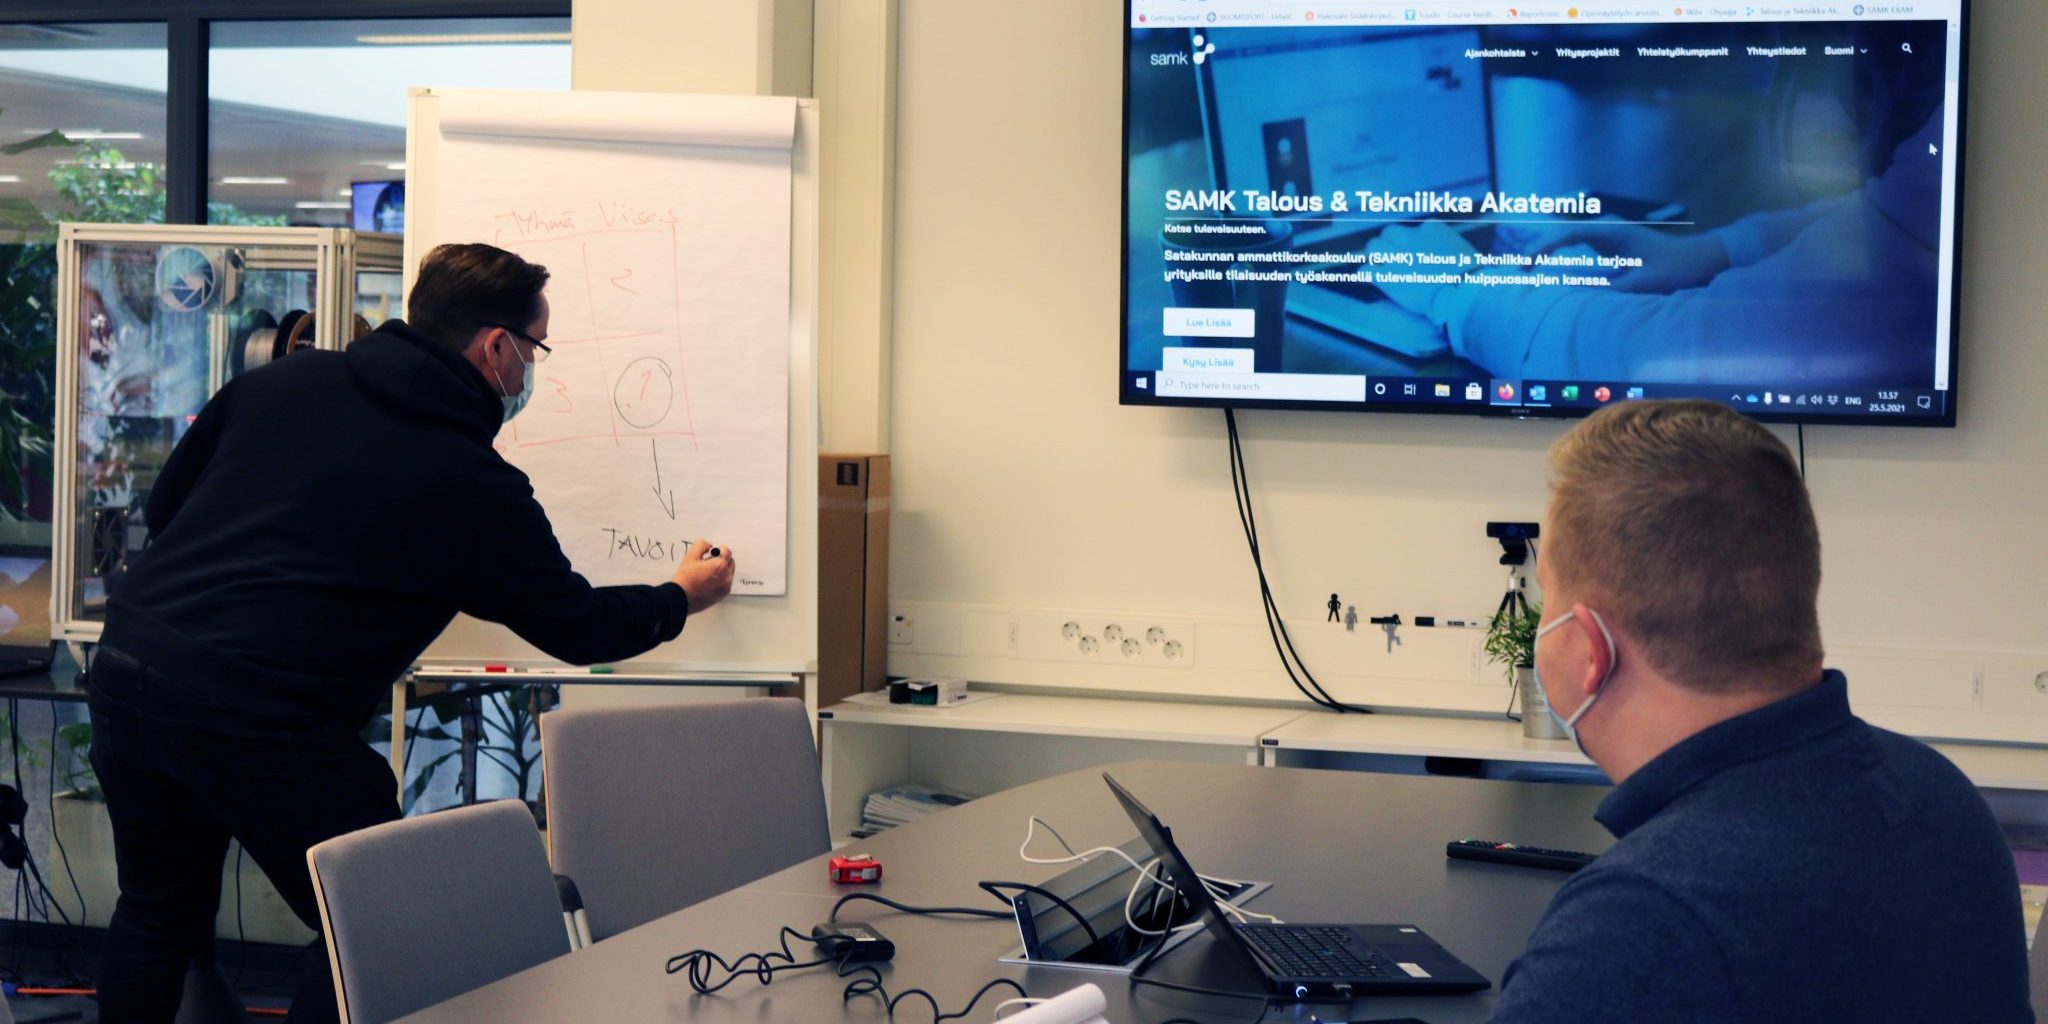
[1116,1,1969,428]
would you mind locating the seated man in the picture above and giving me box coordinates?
[1489,399,2031,1023]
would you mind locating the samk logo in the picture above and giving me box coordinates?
[1149,33,1216,67]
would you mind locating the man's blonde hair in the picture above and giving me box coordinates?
[1547,399,1822,693]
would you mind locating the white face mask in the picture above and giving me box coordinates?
[1534,608,1619,755]
[489,343,535,423]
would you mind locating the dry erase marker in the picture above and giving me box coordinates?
[589,666,614,674]
[682,540,722,557]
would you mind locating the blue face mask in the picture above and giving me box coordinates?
[490,349,535,423]
[1534,608,1619,756]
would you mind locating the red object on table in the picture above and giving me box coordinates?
[829,853,882,884]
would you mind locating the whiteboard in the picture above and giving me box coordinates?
[405,89,818,677]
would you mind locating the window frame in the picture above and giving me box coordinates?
[0,1,571,223]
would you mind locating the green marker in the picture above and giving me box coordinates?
[590,666,614,674]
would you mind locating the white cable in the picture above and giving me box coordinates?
[1023,816,1078,856]
[1019,818,1245,893]
[1122,859,1205,936]
[1020,818,1152,872]
[1020,817,1284,932]
[1215,896,1284,925]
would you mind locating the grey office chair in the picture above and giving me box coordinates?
[307,800,571,1024]
[542,698,828,940]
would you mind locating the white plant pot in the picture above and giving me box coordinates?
[49,791,317,946]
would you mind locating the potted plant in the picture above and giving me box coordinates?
[1485,599,1565,739]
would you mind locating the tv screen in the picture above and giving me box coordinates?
[1122,1,1968,425]
[351,180,406,235]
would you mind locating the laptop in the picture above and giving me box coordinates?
[1103,772,1489,1000]
[0,547,54,678]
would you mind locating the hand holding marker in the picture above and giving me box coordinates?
[674,538,736,614]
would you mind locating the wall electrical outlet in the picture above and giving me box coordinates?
[887,612,915,646]
[1012,613,1196,668]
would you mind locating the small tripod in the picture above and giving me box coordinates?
[1490,525,1538,722]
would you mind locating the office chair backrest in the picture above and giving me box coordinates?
[542,698,828,939]
[308,800,570,1024]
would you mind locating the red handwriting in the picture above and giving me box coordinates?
[596,201,680,227]
[494,208,577,238]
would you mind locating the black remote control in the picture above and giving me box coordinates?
[1446,839,1597,872]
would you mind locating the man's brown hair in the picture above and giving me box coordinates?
[1547,399,1822,693]
[406,243,549,355]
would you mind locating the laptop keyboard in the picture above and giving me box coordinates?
[1240,925,1399,980]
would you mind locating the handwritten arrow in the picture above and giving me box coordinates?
[650,438,676,520]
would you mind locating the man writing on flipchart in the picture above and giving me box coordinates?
[87,242,737,1023]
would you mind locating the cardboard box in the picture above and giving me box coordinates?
[818,454,889,710]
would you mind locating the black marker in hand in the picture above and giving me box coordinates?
[674,539,736,614]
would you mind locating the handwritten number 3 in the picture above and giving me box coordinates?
[550,377,573,413]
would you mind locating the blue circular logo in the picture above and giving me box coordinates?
[156,246,217,313]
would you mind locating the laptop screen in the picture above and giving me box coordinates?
[1102,773,1264,970]
[0,545,53,659]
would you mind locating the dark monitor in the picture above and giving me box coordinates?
[351,180,406,234]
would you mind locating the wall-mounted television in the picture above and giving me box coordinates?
[1121,0,1968,426]
[351,179,406,235]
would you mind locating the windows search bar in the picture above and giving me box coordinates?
[1155,372,1367,402]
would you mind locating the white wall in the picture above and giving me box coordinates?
[572,0,812,96]
[882,1,2048,740]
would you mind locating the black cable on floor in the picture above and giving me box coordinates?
[46,711,87,927]
[42,710,93,983]
[1226,410,1372,713]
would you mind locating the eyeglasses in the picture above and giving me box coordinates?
[483,322,553,363]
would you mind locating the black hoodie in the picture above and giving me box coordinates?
[101,321,690,727]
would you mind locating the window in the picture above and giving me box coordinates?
[208,17,571,228]
[0,23,169,525]
[0,22,171,236]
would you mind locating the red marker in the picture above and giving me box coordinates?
[484,664,509,673]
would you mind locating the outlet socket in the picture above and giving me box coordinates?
[1014,613,1195,668]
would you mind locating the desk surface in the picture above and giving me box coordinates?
[0,665,86,704]
[397,760,1613,1024]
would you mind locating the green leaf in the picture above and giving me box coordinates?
[0,130,69,156]
[57,723,92,752]
[0,198,49,233]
